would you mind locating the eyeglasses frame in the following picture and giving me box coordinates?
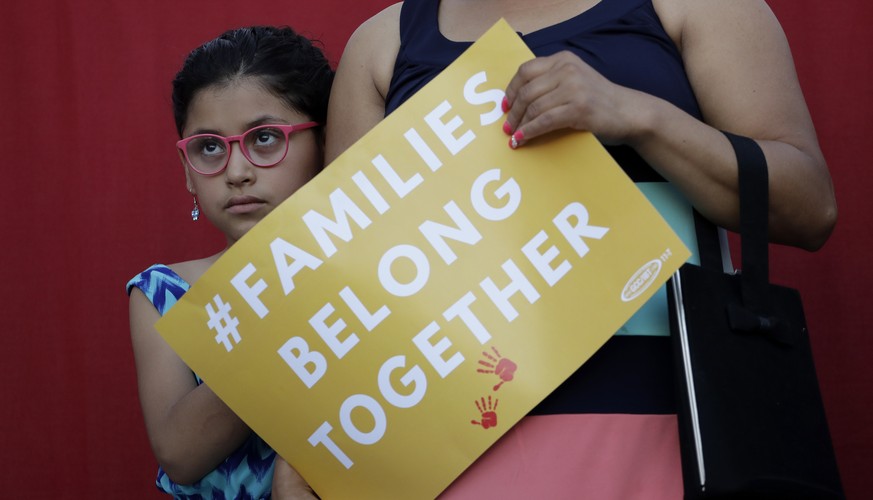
[177,122,319,176]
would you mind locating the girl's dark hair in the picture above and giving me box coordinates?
[172,26,334,137]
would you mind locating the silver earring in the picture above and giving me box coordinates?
[191,196,200,221]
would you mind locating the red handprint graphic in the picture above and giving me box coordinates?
[477,346,517,391]
[470,396,499,429]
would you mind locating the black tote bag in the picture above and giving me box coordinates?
[667,132,844,499]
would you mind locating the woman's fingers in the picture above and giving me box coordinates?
[504,51,631,147]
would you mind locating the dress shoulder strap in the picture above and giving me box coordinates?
[126,264,190,316]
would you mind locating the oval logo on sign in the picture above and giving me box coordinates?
[621,259,662,302]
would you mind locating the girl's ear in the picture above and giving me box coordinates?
[178,150,196,194]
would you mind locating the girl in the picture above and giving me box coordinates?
[127,26,331,499]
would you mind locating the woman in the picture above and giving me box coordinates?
[127,26,330,499]
[323,0,837,497]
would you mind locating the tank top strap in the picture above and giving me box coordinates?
[398,0,438,46]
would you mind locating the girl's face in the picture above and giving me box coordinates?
[181,77,322,245]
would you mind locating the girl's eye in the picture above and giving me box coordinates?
[196,137,226,157]
[251,128,282,148]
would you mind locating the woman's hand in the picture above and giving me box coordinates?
[502,51,645,148]
[500,0,837,250]
[272,455,319,500]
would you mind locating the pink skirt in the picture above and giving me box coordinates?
[440,414,683,499]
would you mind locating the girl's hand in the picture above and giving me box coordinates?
[272,455,319,500]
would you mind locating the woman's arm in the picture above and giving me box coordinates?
[129,289,251,484]
[503,0,836,250]
[325,3,402,163]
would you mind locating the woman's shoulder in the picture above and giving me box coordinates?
[652,0,779,52]
[650,0,686,48]
[349,2,402,45]
[327,2,403,160]
[342,2,402,88]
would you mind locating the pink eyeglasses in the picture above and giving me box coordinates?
[177,122,318,175]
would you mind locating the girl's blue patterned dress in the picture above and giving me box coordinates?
[127,264,276,500]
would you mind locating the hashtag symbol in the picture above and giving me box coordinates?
[205,294,241,352]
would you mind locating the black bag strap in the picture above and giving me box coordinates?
[724,131,770,314]
[690,132,785,336]
[722,131,789,336]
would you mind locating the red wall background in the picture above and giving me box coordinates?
[1,1,869,498]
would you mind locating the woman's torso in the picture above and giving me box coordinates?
[384,2,698,496]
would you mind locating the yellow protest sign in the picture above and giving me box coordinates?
[157,19,690,499]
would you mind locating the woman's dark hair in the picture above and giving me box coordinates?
[172,26,334,137]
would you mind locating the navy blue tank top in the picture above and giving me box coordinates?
[386,0,702,183]
[385,0,702,415]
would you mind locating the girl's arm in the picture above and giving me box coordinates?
[129,288,251,484]
[271,455,319,499]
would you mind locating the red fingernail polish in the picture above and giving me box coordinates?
[512,130,524,147]
[501,96,510,113]
[509,136,517,149]
[502,120,512,135]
